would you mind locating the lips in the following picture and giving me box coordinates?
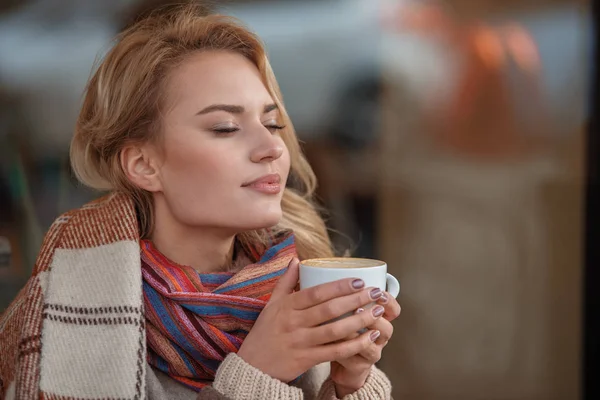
[242,173,282,194]
[243,173,281,186]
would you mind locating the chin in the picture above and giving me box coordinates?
[256,214,283,230]
[232,200,283,230]
[245,209,283,230]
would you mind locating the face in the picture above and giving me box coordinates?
[138,50,291,234]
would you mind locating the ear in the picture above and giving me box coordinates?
[120,144,162,192]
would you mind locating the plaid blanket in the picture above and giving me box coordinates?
[0,193,147,399]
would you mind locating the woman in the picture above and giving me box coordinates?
[0,4,400,399]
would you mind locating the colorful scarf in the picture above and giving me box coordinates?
[141,232,296,391]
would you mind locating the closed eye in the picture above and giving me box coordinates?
[265,124,286,133]
[211,124,285,136]
[212,126,239,135]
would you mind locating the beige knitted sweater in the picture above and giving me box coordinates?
[0,193,392,399]
[147,353,392,399]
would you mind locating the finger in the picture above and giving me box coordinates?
[377,292,401,321]
[364,318,394,345]
[308,305,385,345]
[358,343,382,364]
[270,258,300,301]
[303,287,383,327]
[314,329,380,364]
[333,354,372,374]
[291,277,366,310]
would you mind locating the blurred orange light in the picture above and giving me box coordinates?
[471,26,506,70]
[503,24,541,74]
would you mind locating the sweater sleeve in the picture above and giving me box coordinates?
[195,386,234,400]
[212,353,304,400]
[315,366,393,400]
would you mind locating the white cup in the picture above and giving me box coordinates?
[299,257,400,298]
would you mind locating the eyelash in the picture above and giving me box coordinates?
[212,124,286,135]
[266,124,286,133]
[212,127,239,135]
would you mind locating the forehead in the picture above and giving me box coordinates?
[164,50,273,110]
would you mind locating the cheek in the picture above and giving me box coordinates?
[279,144,292,179]
[160,140,235,197]
[158,149,242,226]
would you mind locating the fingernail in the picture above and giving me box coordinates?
[370,288,382,300]
[372,305,385,317]
[355,308,365,314]
[370,330,381,342]
[379,293,389,304]
[352,279,365,289]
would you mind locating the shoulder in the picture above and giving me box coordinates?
[32,192,138,275]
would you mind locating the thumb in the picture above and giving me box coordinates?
[271,257,300,300]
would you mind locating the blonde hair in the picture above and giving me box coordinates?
[70,3,333,260]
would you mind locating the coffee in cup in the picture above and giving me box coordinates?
[299,257,400,298]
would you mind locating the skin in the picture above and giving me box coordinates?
[121,49,401,395]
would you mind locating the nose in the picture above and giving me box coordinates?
[249,131,284,163]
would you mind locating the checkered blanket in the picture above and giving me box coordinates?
[0,192,148,399]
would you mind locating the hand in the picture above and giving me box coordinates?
[330,292,401,397]
[237,258,385,383]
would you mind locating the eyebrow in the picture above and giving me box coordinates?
[196,103,278,115]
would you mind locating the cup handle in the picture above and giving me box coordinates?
[386,273,400,298]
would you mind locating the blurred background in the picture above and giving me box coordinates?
[0,0,592,399]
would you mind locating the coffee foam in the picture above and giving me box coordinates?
[301,257,384,269]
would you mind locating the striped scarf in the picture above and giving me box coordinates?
[141,232,296,391]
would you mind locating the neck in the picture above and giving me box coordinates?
[150,209,236,273]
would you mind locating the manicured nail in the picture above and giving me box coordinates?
[372,305,385,317]
[378,293,389,304]
[370,288,382,300]
[352,279,365,289]
[370,330,381,342]
[355,308,365,314]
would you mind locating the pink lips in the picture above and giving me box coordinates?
[242,173,282,194]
